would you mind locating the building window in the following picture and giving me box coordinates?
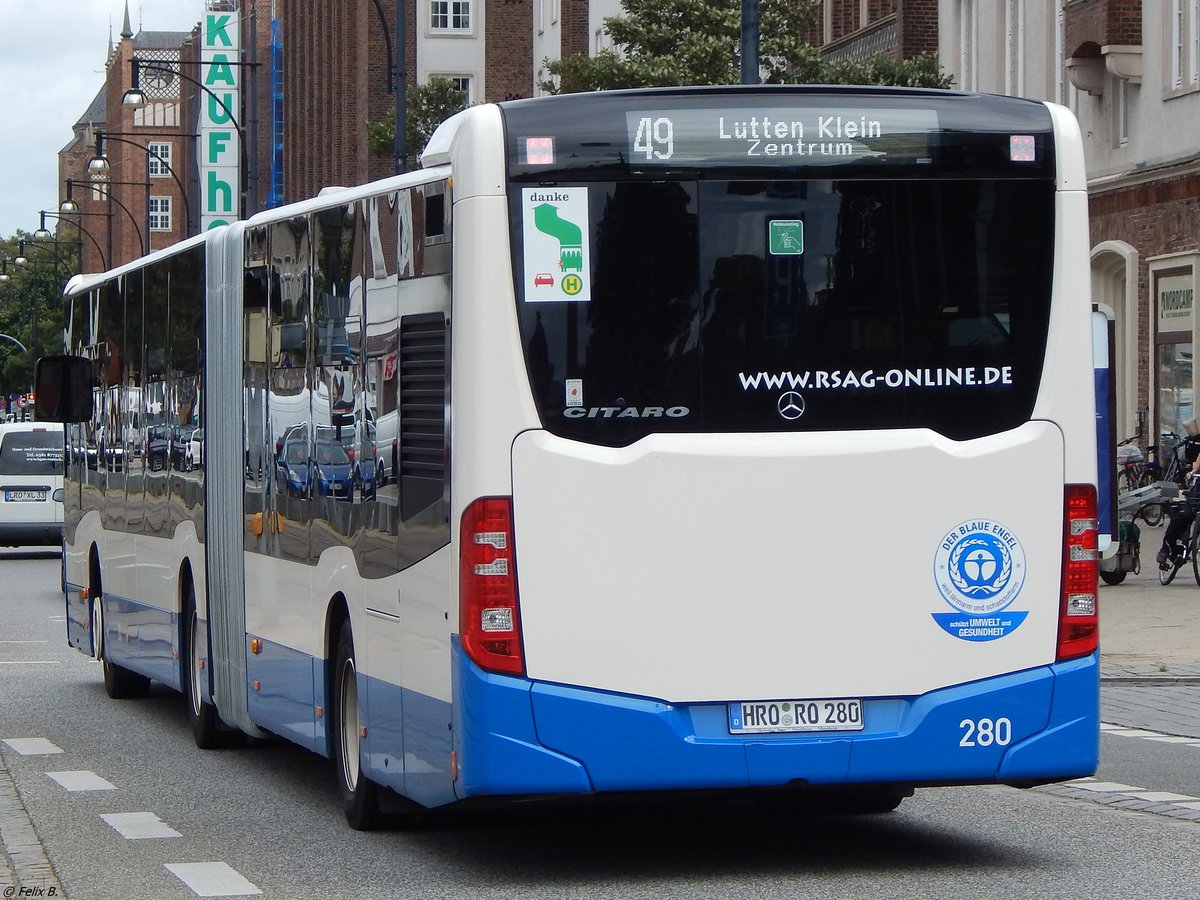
[149,196,172,232]
[1170,0,1200,91]
[1114,79,1130,147]
[430,0,470,31]
[433,74,473,104]
[147,142,172,178]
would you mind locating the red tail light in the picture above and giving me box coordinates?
[460,497,524,675]
[1058,484,1099,661]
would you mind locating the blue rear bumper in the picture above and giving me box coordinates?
[451,642,1098,800]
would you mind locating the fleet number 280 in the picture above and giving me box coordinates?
[959,717,1012,747]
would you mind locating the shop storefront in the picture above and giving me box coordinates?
[1154,257,1199,441]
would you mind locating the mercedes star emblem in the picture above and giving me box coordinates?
[777,391,805,420]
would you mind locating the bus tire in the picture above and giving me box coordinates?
[841,788,910,814]
[95,594,152,700]
[184,587,223,749]
[333,619,381,830]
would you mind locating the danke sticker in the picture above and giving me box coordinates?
[522,188,591,302]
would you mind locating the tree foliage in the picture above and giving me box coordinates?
[366,78,471,167]
[0,232,75,401]
[541,0,952,93]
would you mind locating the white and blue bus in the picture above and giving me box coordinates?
[37,85,1100,827]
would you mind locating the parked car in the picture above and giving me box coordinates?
[313,439,354,499]
[187,428,204,470]
[169,425,197,471]
[275,437,354,500]
[276,437,310,496]
[0,422,64,548]
[146,425,171,471]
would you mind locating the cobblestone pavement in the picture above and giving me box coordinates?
[1101,684,1200,738]
[1098,520,1200,735]
[0,763,63,895]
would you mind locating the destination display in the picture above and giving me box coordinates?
[625,106,941,166]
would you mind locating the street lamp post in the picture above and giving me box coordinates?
[123,58,258,220]
[62,178,147,260]
[90,132,193,235]
[35,211,107,272]
[370,0,408,174]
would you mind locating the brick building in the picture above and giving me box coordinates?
[59,11,198,273]
[811,0,938,61]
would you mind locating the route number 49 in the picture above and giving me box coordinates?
[959,717,1012,747]
[633,116,674,160]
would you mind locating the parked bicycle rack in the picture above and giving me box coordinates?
[1117,480,1179,520]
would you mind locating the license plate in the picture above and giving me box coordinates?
[4,490,45,502]
[729,698,864,734]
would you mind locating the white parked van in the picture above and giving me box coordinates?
[0,422,64,547]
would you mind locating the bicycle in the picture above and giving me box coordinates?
[1116,436,1150,494]
[1156,475,1200,585]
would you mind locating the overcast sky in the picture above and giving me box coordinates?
[0,0,202,238]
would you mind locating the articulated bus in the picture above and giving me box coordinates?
[37,85,1100,827]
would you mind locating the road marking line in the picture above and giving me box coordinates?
[46,770,117,791]
[101,812,182,839]
[0,661,59,665]
[0,640,49,643]
[1125,791,1198,802]
[165,862,262,896]
[1065,780,1146,793]
[2,738,63,755]
[1103,723,1200,746]
[1143,735,1200,743]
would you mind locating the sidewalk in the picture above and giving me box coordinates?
[1099,520,1200,739]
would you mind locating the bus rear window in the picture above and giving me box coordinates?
[512,178,1054,446]
[0,431,64,475]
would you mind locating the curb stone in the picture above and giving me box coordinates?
[0,762,65,897]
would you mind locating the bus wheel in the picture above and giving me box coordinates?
[334,619,381,830]
[96,594,152,700]
[185,588,223,749]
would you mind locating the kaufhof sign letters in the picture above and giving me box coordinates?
[200,9,240,231]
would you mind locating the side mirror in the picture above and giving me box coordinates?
[34,356,94,424]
